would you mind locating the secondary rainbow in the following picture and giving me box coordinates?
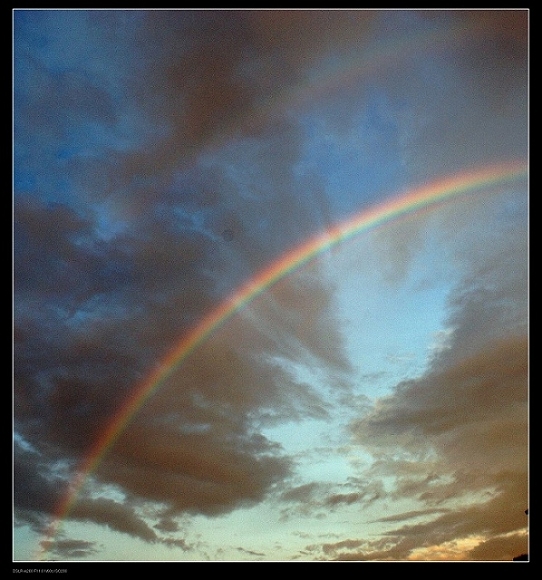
[39,159,527,559]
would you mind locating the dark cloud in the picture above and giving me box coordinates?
[373,507,451,523]
[324,492,372,507]
[354,334,527,458]
[69,498,158,543]
[161,538,191,551]
[321,538,364,557]
[14,173,348,534]
[236,546,266,557]
[13,443,67,531]
[96,421,292,517]
[438,224,528,369]
[466,532,528,562]
[279,478,383,523]
[154,517,179,534]
[387,21,526,216]
[122,10,376,152]
[73,9,376,228]
[40,539,99,560]
[15,440,162,546]
[280,482,322,504]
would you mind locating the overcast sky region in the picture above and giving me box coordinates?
[13,9,528,562]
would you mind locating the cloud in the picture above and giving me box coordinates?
[62,9,376,227]
[120,10,375,151]
[14,185,350,541]
[329,476,527,561]
[280,482,322,504]
[13,443,67,532]
[69,498,159,543]
[39,539,100,560]
[278,478,384,523]
[372,507,451,523]
[354,334,527,458]
[465,532,528,561]
[401,10,526,180]
[14,27,361,531]
[236,546,266,558]
[334,324,527,559]
[161,538,191,551]
[321,538,365,556]
[96,421,292,517]
[154,517,179,534]
[351,334,527,504]
[15,439,178,547]
[323,492,371,507]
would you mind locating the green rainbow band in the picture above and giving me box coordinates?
[38,159,527,559]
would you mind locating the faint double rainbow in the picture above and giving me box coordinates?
[183,15,509,162]
[38,159,527,559]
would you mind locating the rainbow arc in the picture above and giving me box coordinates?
[38,159,527,559]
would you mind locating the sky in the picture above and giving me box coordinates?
[13,8,529,563]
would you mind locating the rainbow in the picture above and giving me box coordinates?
[38,159,527,559]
